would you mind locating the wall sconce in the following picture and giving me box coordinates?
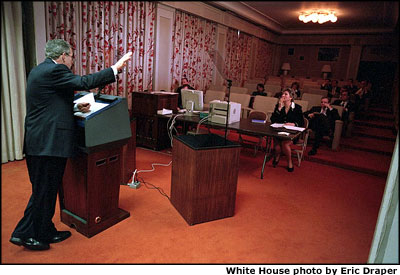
[281,63,291,76]
[299,11,337,24]
[321,64,331,79]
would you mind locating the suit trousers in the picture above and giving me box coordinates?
[12,155,67,241]
[309,114,330,149]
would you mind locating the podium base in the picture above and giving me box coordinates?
[61,208,130,238]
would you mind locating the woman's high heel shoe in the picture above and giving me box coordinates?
[287,164,294,172]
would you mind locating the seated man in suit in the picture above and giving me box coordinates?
[175,77,194,110]
[328,80,341,99]
[332,89,354,121]
[304,97,340,156]
[249,83,267,108]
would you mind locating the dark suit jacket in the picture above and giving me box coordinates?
[24,58,116,158]
[332,99,354,121]
[304,106,340,131]
[176,84,194,109]
[270,103,304,127]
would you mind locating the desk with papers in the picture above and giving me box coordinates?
[162,114,304,179]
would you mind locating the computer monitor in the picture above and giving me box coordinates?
[181,89,204,113]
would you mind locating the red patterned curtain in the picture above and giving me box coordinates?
[45,1,155,109]
[254,38,274,79]
[171,10,217,92]
[225,28,252,86]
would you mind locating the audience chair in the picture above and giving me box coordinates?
[230,86,248,94]
[306,88,328,97]
[229,93,252,118]
[291,117,310,167]
[265,84,282,97]
[308,105,344,151]
[252,96,278,121]
[301,93,323,111]
[208,84,226,92]
[238,110,268,156]
[204,90,226,109]
[294,100,309,113]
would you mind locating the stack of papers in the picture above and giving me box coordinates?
[270,123,305,132]
[73,93,109,118]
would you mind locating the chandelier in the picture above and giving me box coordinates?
[299,11,337,24]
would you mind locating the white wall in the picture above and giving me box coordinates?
[154,4,175,91]
[33,2,46,65]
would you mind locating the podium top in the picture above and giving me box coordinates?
[73,92,131,150]
[174,134,240,151]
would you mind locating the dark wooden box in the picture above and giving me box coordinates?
[170,134,241,225]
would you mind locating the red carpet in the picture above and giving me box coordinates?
[1,146,386,264]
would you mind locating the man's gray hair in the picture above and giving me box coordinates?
[45,39,71,60]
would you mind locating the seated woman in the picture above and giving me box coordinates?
[249,83,267,108]
[270,89,304,172]
[290,81,301,99]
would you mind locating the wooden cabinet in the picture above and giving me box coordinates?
[132,91,178,150]
[170,134,241,225]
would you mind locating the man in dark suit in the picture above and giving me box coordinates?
[304,97,340,156]
[332,89,355,121]
[175,77,194,110]
[10,39,132,250]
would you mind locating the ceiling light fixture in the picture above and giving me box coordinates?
[299,11,337,24]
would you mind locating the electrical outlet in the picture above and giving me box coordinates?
[128,181,141,189]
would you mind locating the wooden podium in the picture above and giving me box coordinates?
[61,93,132,238]
[132,91,178,150]
[170,134,241,225]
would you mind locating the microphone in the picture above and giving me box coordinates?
[94,84,106,100]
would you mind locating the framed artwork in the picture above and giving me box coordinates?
[318,48,340,61]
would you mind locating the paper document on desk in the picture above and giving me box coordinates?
[270,123,305,132]
[270,123,284,128]
[283,125,305,132]
[73,93,109,118]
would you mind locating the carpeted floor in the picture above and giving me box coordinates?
[1,146,386,264]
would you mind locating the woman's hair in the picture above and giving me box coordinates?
[282,88,295,101]
[257,83,264,90]
[45,39,71,60]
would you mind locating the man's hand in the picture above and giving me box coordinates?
[114,52,133,72]
[77,102,91,113]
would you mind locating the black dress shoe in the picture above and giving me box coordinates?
[287,165,294,172]
[23,238,50,251]
[49,231,71,243]
[272,156,280,168]
[10,236,24,246]
[308,149,317,156]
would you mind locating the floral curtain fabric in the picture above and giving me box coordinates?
[170,10,217,92]
[45,1,155,109]
[254,38,274,79]
[225,28,252,86]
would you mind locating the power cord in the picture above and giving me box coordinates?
[167,114,184,147]
[127,161,172,201]
[138,176,170,201]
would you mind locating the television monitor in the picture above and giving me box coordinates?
[181,89,204,113]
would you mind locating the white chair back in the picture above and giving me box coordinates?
[306,88,328,97]
[294,100,309,113]
[230,93,251,109]
[252,96,278,121]
[230,86,248,94]
[301,93,324,111]
[265,84,282,97]
[204,90,226,105]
